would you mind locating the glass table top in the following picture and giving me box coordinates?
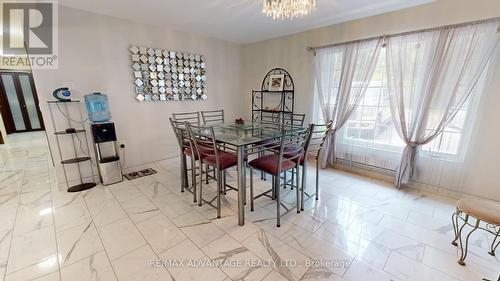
[201,121,304,147]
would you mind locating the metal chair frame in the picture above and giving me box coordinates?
[297,121,333,210]
[201,109,224,125]
[282,113,306,129]
[173,111,218,185]
[169,118,198,202]
[186,123,237,218]
[280,113,306,188]
[451,208,500,265]
[248,125,312,227]
[172,111,201,126]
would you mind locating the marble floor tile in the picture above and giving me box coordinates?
[0,190,19,210]
[241,229,311,281]
[60,251,117,281]
[112,245,174,281]
[86,199,127,228]
[136,214,187,255]
[279,226,354,276]
[108,182,142,203]
[18,189,51,209]
[6,226,57,275]
[97,218,146,260]
[13,205,53,235]
[4,254,59,281]
[370,229,425,262]
[12,271,61,281]
[170,209,211,228]
[82,186,116,207]
[342,259,400,281]
[201,234,272,281]
[53,202,91,232]
[119,195,161,224]
[379,216,456,255]
[160,201,197,221]
[56,222,104,267]
[0,229,12,278]
[211,213,260,243]
[261,270,288,281]
[180,220,226,248]
[422,246,498,281]
[135,180,173,202]
[406,210,454,236]
[50,192,84,210]
[0,206,18,233]
[300,267,346,281]
[345,239,390,270]
[2,132,497,281]
[159,239,227,281]
[281,211,325,233]
[384,251,459,281]
[20,176,51,194]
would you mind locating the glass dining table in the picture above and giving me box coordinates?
[195,121,305,226]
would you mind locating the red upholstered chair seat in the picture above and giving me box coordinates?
[184,147,208,160]
[248,154,296,175]
[202,150,237,170]
[184,144,213,159]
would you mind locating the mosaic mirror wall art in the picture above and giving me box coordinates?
[130,45,207,102]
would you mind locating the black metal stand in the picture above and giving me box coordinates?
[251,68,295,122]
[47,101,96,192]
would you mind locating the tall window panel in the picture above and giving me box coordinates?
[315,48,489,169]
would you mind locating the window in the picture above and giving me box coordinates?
[315,49,486,161]
[341,51,405,152]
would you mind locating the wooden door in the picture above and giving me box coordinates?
[0,72,45,134]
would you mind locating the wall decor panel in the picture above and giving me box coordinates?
[130,46,207,102]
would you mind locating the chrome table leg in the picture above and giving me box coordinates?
[237,146,246,226]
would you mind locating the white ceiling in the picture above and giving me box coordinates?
[59,0,434,44]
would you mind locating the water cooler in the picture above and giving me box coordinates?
[85,93,123,185]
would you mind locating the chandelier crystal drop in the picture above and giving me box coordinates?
[263,0,317,20]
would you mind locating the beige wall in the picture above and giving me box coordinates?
[240,0,500,199]
[32,6,241,170]
[28,1,500,199]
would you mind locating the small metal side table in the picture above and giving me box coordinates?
[47,100,96,192]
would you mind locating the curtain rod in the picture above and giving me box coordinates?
[307,17,500,52]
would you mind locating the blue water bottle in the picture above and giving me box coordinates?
[84,93,111,123]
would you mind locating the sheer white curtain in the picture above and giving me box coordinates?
[385,20,500,187]
[313,38,382,168]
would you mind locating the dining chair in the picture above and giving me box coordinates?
[298,120,333,210]
[169,118,200,203]
[266,113,306,187]
[172,111,200,126]
[173,111,218,184]
[282,113,306,129]
[248,125,312,227]
[260,111,284,130]
[201,110,224,125]
[186,122,237,218]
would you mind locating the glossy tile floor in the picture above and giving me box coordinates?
[0,132,499,281]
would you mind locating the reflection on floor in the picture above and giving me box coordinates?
[0,132,499,281]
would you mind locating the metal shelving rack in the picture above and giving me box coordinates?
[47,100,96,192]
[251,68,295,122]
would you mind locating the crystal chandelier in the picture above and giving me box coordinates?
[263,0,317,20]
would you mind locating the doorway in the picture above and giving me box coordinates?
[0,71,45,134]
